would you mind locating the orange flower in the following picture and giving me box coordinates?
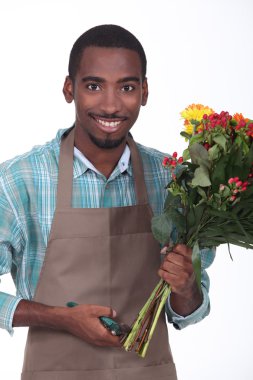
[233,113,249,123]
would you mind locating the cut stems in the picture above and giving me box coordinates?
[122,279,171,358]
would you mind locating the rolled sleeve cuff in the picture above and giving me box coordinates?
[0,293,23,336]
[165,285,210,330]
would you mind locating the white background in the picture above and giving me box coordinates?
[0,0,253,379]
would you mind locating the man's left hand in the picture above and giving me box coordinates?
[158,244,203,316]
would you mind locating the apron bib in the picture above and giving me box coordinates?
[21,128,177,380]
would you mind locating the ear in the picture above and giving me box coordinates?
[141,78,148,106]
[63,76,74,103]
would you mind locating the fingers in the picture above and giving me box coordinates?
[158,244,195,294]
[164,252,191,267]
[97,325,122,347]
[158,266,193,286]
[160,244,192,258]
[89,305,117,318]
[172,244,192,257]
[65,304,122,347]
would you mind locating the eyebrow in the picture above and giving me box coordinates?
[81,76,140,84]
[82,76,105,83]
[117,76,140,84]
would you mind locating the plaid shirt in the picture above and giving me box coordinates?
[0,128,215,334]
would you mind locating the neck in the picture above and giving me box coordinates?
[74,127,127,179]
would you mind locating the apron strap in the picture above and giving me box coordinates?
[126,135,149,205]
[56,127,75,209]
[56,127,149,208]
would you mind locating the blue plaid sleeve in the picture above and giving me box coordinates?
[0,180,24,335]
[0,293,23,335]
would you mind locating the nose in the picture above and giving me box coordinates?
[100,88,122,115]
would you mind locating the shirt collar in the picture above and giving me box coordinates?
[74,144,131,177]
[54,128,132,179]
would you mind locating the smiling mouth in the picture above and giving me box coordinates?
[97,119,122,127]
[90,114,127,129]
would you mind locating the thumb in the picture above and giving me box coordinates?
[160,245,168,255]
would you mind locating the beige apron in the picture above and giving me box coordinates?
[21,127,177,380]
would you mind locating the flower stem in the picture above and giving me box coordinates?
[122,280,171,358]
[138,284,171,358]
[122,279,164,351]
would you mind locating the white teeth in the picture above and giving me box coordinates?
[97,119,121,127]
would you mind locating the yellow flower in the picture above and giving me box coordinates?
[181,104,214,136]
[181,104,214,123]
[183,120,193,135]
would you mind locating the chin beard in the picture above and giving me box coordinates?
[88,133,125,149]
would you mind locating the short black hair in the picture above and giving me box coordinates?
[68,24,147,81]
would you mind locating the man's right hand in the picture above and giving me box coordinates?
[13,300,121,347]
[63,304,121,347]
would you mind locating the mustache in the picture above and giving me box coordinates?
[89,112,127,120]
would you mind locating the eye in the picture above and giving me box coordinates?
[122,85,135,92]
[87,83,100,91]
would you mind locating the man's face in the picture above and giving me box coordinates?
[63,46,148,149]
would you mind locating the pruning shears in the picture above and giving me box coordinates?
[66,301,128,336]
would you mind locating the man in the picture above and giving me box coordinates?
[0,25,214,379]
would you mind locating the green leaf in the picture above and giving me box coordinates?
[186,203,206,240]
[180,131,191,140]
[226,144,244,179]
[210,155,228,192]
[193,203,206,226]
[175,165,187,179]
[189,133,204,146]
[234,134,251,155]
[190,119,201,126]
[230,119,237,127]
[168,208,186,237]
[240,184,253,201]
[151,213,173,245]
[213,134,227,151]
[186,207,196,230]
[164,192,182,212]
[222,185,230,198]
[192,240,201,291]
[183,148,190,161]
[208,144,220,161]
[189,143,211,169]
[244,142,253,168]
[182,161,199,171]
[192,166,211,187]
[197,186,207,200]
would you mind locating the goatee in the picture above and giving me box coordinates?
[88,133,125,149]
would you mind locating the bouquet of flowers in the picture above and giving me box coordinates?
[122,104,253,358]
